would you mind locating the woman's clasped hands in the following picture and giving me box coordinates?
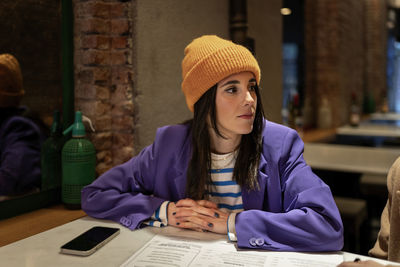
[167,198,229,234]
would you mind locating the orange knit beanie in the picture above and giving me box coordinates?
[0,54,24,107]
[181,35,261,112]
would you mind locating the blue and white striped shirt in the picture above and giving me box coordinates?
[205,151,243,213]
[144,150,241,240]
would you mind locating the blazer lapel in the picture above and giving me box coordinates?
[242,154,269,210]
[173,133,192,199]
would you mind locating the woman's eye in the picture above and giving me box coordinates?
[249,85,257,91]
[225,87,237,94]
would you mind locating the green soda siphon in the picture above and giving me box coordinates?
[61,111,96,209]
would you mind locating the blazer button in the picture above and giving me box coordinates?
[255,238,265,246]
[120,216,132,226]
[249,237,257,247]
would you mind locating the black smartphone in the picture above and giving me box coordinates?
[60,226,120,256]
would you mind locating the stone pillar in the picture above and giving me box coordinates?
[73,0,134,175]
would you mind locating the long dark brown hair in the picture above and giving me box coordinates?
[185,83,265,200]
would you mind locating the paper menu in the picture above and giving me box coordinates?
[120,234,343,267]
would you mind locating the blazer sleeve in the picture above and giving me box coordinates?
[235,128,344,251]
[0,117,42,195]
[81,129,169,230]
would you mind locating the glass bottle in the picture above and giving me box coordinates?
[41,110,64,191]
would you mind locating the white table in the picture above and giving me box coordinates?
[336,124,400,138]
[370,112,400,121]
[337,112,400,138]
[304,143,400,175]
[0,216,399,266]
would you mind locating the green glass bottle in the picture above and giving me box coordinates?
[62,111,96,209]
[41,110,64,191]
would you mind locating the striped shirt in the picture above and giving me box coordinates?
[143,150,241,241]
[205,151,243,213]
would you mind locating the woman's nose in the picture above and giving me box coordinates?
[244,91,256,105]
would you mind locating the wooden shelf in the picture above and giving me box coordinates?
[302,128,337,143]
[0,204,86,247]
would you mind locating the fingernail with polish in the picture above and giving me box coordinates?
[214,212,219,218]
[208,222,213,228]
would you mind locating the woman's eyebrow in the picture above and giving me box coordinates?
[220,78,256,87]
[220,80,239,87]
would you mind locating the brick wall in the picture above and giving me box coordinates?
[337,0,365,124]
[305,0,386,127]
[305,0,342,127]
[74,0,134,175]
[365,0,387,110]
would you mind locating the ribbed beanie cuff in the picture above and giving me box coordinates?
[0,54,24,107]
[181,35,261,112]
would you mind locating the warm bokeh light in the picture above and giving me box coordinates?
[281,8,292,16]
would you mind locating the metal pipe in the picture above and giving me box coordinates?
[61,0,74,130]
[229,0,248,45]
[229,0,254,53]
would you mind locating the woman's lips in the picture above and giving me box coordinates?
[238,114,254,119]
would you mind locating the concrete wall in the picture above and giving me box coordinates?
[134,0,282,152]
[248,0,283,123]
[134,0,229,152]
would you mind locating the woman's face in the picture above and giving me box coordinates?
[214,71,257,139]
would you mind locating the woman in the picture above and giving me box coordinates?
[82,35,343,251]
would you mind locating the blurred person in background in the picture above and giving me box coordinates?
[0,53,45,200]
[338,157,400,266]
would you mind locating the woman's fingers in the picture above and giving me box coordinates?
[170,198,230,234]
[175,198,219,218]
[172,214,210,231]
[175,210,215,226]
[173,207,218,228]
[175,214,214,229]
[168,201,212,229]
[196,199,218,209]
[175,198,197,207]
[180,205,218,218]
[176,198,218,209]
[172,210,229,234]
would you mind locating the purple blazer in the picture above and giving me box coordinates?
[82,120,343,251]
[0,109,44,195]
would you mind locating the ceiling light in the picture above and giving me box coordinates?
[281,8,292,16]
